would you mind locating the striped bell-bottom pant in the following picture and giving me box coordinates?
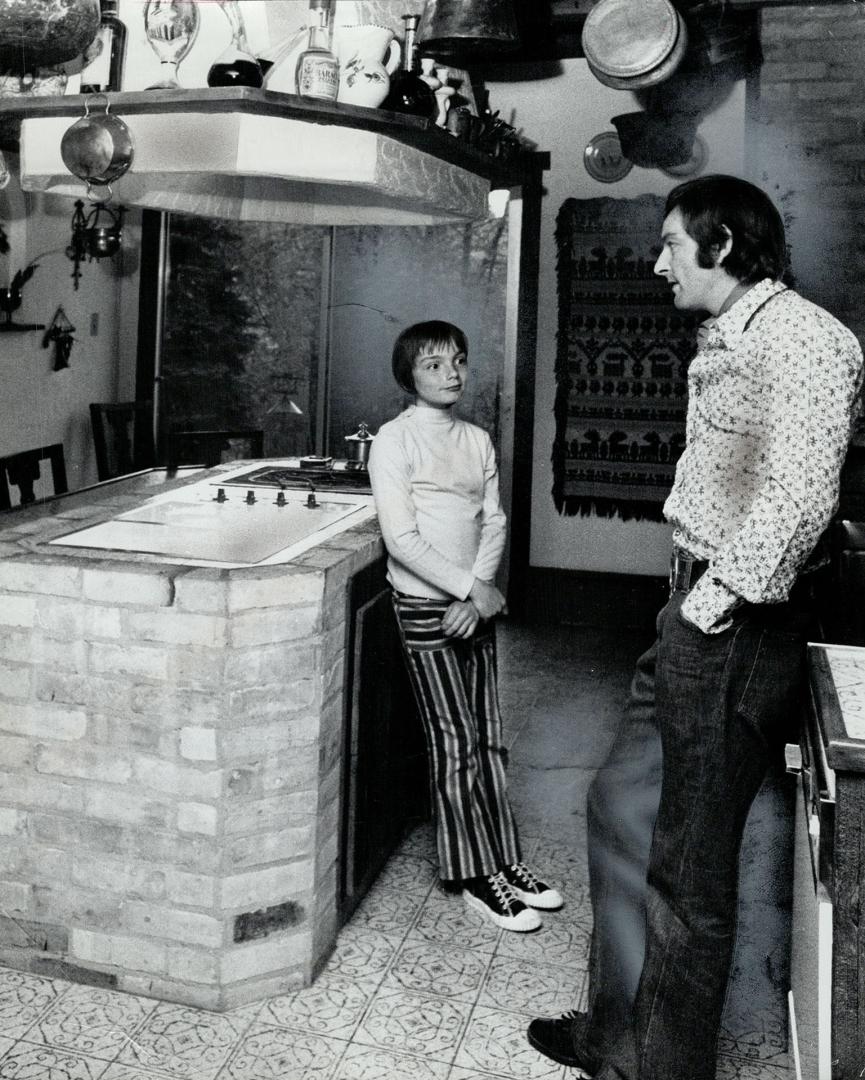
[392,594,522,882]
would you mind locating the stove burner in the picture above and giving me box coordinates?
[221,462,371,493]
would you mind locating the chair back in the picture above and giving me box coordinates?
[90,401,156,481]
[166,429,264,470]
[0,444,68,511]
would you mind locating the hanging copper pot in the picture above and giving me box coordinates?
[0,0,100,73]
[60,98,134,195]
[612,110,699,170]
[417,0,520,62]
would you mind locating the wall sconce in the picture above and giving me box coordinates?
[0,262,45,333]
[66,199,125,290]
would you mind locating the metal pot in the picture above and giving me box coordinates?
[582,0,688,91]
[60,105,134,189]
[344,422,374,467]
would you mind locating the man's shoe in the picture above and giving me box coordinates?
[502,862,564,910]
[462,871,542,932]
[526,1009,600,1077]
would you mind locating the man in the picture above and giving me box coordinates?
[527,175,864,1079]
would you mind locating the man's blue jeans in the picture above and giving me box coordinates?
[585,622,662,1062]
[594,589,813,1080]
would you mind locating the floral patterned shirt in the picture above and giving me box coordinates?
[664,278,864,633]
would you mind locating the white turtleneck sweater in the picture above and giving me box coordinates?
[368,405,507,601]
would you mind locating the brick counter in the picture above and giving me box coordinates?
[0,468,383,1010]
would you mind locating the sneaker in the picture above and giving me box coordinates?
[462,871,542,932]
[526,1009,600,1076]
[503,863,564,910]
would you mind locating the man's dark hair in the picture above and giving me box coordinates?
[392,320,468,394]
[664,174,787,284]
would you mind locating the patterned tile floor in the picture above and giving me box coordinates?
[0,622,794,1079]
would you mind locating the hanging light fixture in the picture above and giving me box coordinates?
[417,0,520,62]
[66,199,125,289]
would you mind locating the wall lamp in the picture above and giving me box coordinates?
[66,199,125,290]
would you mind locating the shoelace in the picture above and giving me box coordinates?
[510,863,540,888]
[489,871,518,910]
[558,1009,582,1022]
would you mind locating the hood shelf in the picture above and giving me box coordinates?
[1,87,541,226]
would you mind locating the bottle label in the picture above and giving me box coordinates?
[297,54,339,101]
[81,26,112,90]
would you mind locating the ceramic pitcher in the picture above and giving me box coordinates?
[335,24,400,109]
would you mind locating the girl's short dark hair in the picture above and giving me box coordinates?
[391,320,469,394]
[664,174,787,284]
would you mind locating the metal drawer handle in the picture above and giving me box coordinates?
[785,743,803,776]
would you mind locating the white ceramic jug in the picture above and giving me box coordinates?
[334,24,400,109]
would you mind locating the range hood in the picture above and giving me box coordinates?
[7,88,502,226]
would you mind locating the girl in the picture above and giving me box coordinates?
[368,320,562,931]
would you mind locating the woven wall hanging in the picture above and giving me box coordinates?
[553,194,701,521]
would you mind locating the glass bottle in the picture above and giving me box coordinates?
[296,0,339,103]
[207,0,263,88]
[381,14,436,121]
[81,0,127,93]
[143,0,199,90]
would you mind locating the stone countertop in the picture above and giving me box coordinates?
[809,642,865,775]
[0,463,383,579]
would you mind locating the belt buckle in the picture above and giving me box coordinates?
[669,548,691,594]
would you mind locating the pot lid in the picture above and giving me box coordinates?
[582,0,688,90]
[345,422,374,442]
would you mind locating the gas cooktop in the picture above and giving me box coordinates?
[218,458,371,492]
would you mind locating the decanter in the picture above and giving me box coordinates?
[381,14,436,121]
[143,0,199,90]
[207,0,263,88]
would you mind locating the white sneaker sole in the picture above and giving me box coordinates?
[510,886,564,911]
[462,889,542,932]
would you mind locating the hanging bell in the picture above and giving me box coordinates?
[417,0,520,62]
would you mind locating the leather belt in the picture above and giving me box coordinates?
[669,547,709,594]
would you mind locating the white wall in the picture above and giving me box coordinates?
[0,161,139,495]
[487,61,746,576]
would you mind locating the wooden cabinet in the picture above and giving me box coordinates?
[339,555,428,922]
[793,645,865,1077]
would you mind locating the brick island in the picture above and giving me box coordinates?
[0,465,384,1010]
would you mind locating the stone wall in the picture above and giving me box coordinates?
[750,3,865,346]
[0,476,383,1010]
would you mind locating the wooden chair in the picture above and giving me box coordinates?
[0,444,68,511]
[89,401,156,482]
[165,429,264,470]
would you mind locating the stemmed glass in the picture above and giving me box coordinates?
[143,0,200,90]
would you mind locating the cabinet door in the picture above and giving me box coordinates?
[340,556,428,922]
